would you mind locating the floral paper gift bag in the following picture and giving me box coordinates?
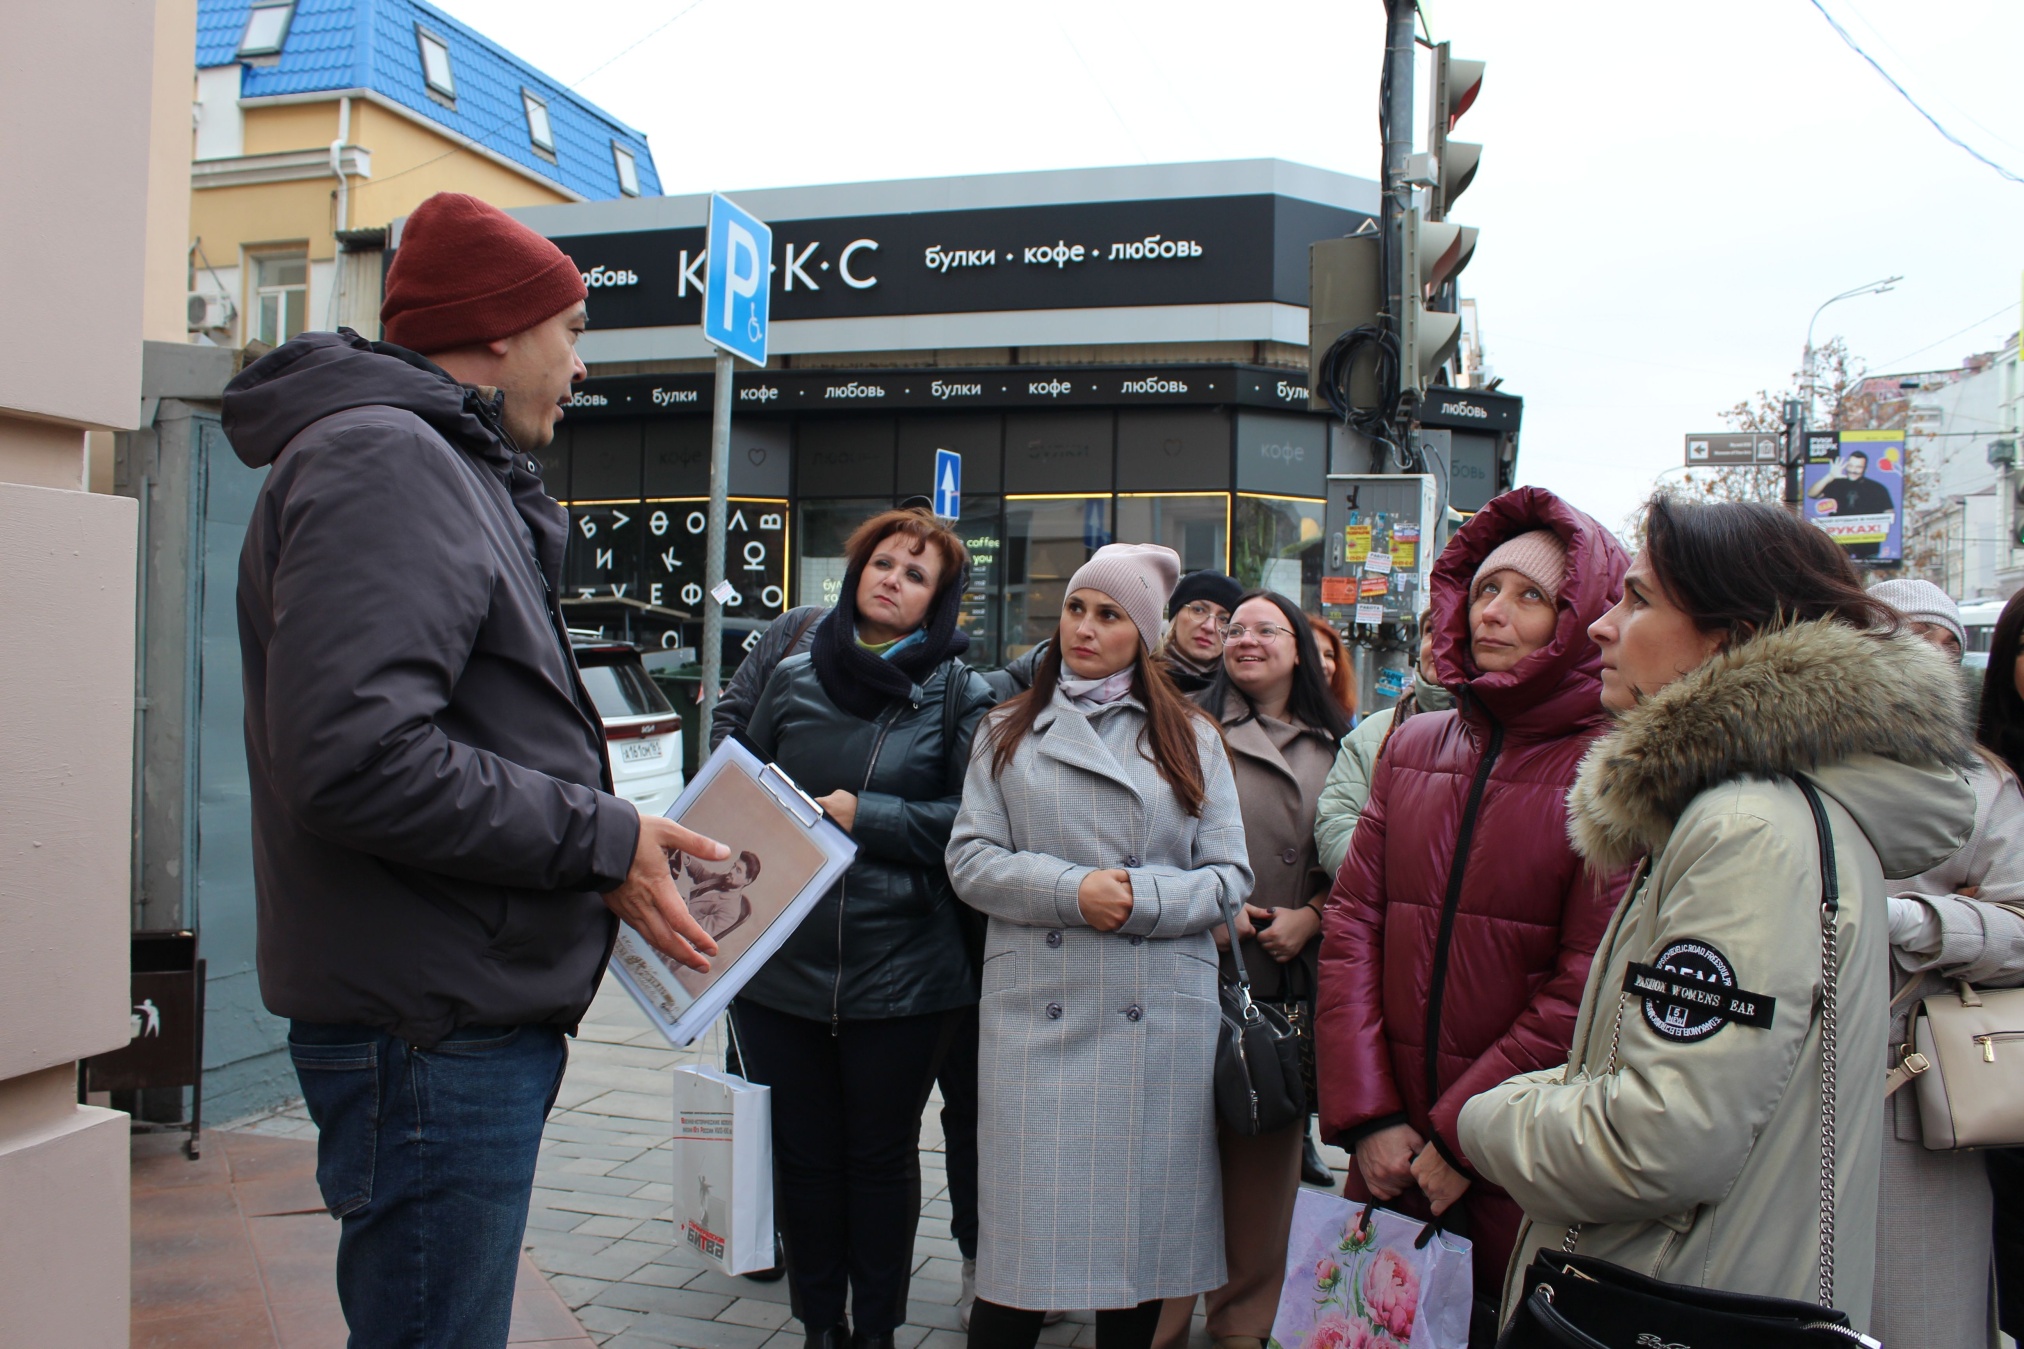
[1268,1191,1473,1349]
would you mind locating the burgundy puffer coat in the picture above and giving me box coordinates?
[1315,488,1632,1299]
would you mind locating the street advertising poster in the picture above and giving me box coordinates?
[1803,429,1904,563]
[608,738,856,1045]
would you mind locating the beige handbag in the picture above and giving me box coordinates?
[1888,980,2024,1149]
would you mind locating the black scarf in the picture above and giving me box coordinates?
[810,555,971,722]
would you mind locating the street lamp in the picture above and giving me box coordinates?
[1805,276,1902,421]
[1784,276,1902,512]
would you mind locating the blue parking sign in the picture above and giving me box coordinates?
[933,449,961,520]
[704,194,771,366]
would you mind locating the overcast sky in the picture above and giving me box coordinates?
[436,0,2024,536]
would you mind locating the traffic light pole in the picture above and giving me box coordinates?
[1382,0,1416,442]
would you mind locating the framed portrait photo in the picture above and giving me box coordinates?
[608,737,856,1046]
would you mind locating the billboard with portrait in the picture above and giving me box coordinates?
[1803,429,1904,564]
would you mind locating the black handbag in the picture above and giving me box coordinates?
[1272,952,1320,1111]
[1495,777,1872,1349]
[1214,898,1307,1137]
[1498,1251,1872,1349]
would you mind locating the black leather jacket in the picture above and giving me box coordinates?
[738,652,995,1022]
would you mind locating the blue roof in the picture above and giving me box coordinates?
[196,0,660,201]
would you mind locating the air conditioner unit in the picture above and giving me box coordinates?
[187,292,236,332]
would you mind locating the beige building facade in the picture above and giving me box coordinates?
[0,0,198,1340]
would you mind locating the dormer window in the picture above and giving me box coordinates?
[523,91,555,154]
[612,144,640,197]
[416,27,456,100]
[237,1,295,58]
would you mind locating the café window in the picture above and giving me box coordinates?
[797,498,890,613]
[1004,495,1111,657]
[1114,493,1229,575]
[1233,493,1325,612]
[953,498,1004,668]
[251,252,308,347]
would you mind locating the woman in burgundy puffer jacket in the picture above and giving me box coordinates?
[1315,487,1633,1341]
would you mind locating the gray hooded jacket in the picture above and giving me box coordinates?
[229,331,638,1046]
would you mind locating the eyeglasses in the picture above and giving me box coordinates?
[1219,622,1294,644]
[1180,601,1223,620]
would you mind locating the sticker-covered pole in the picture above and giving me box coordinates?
[699,347,733,743]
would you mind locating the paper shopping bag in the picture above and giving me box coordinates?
[672,1064,774,1275]
[1268,1191,1473,1349]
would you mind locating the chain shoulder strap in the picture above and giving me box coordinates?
[1793,775,1841,1309]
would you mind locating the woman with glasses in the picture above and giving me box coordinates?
[1314,488,1634,1345]
[1154,571,1243,695]
[1153,590,1351,1349]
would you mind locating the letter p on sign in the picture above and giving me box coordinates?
[704,194,772,367]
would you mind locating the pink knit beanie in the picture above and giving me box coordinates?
[1065,543,1181,648]
[1472,529,1569,604]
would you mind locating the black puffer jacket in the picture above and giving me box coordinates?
[739,653,994,1021]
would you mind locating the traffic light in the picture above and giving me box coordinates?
[1427,44,1483,223]
[1402,210,1463,390]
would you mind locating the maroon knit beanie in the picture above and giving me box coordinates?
[380,193,587,353]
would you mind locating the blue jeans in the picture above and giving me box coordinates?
[289,1021,569,1348]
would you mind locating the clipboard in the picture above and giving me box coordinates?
[607,736,857,1046]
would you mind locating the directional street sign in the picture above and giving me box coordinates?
[704,193,772,367]
[933,448,962,520]
[1683,432,1780,466]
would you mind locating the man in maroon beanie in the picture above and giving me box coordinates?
[225,192,727,1347]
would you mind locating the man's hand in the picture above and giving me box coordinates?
[1353,1122,1423,1200]
[604,815,729,972]
[1077,869,1135,932]
[1411,1145,1472,1216]
[815,790,858,833]
[1252,903,1321,962]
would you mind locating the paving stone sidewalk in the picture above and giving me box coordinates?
[229,980,1356,1348]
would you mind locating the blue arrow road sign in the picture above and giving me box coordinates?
[704,194,771,366]
[933,448,961,519]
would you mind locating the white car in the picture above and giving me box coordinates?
[574,642,685,817]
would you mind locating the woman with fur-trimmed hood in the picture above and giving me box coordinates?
[1459,496,1977,1334]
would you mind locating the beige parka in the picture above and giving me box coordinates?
[1458,621,1976,1333]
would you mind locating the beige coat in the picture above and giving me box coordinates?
[1458,622,1976,1333]
[1211,687,1337,1001]
[1875,754,2024,1348]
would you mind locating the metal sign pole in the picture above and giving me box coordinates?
[699,348,733,740]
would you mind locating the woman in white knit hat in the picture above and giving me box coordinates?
[947,543,1254,1349]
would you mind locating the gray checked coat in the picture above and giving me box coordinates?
[947,691,1253,1311]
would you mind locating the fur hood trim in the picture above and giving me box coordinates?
[1568,620,1971,869]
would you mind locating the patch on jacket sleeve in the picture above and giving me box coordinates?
[1622,939,1776,1042]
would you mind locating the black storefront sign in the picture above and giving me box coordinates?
[563,364,1319,419]
[1416,386,1523,434]
[556,195,1368,328]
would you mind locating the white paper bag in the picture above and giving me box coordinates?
[672,1063,774,1275]
[1268,1191,1473,1349]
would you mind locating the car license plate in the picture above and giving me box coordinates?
[620,738,664,764]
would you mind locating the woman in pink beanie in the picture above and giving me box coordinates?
[947,544,1254,1349]
[1315,488,1636,1345]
